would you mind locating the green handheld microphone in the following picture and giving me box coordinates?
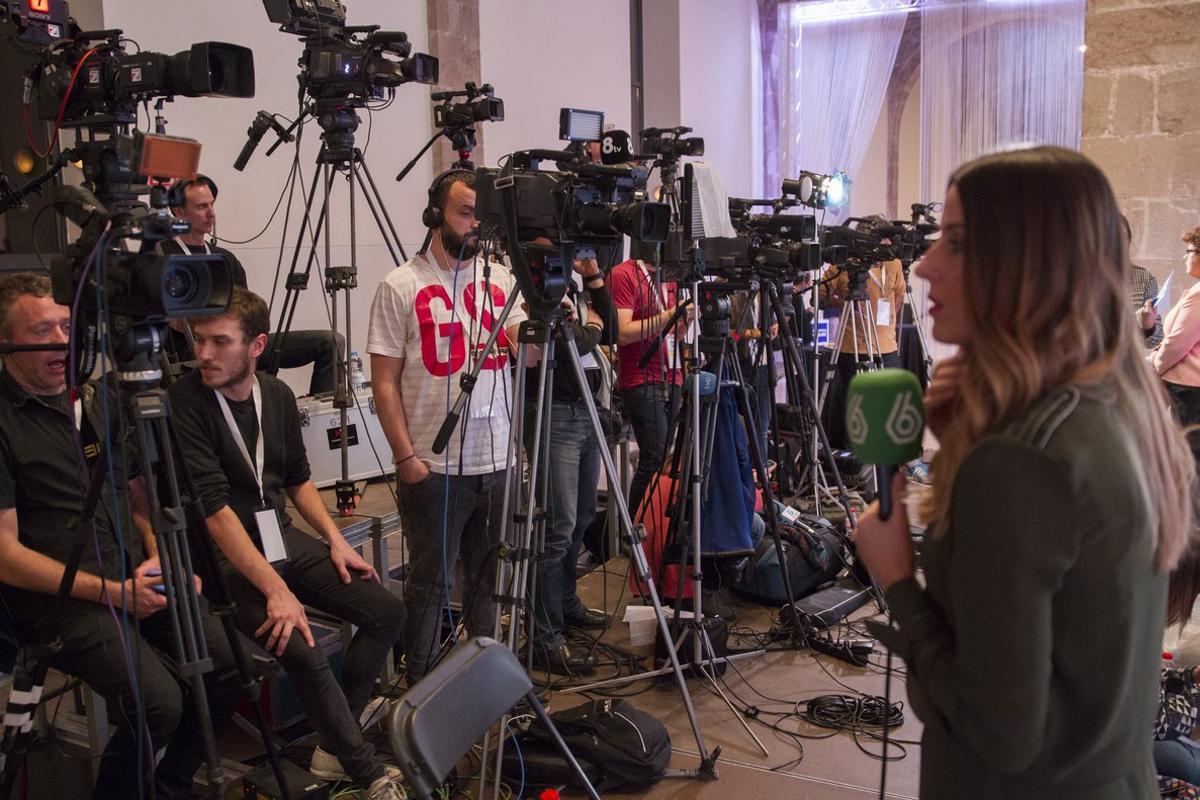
[845,369,926,521]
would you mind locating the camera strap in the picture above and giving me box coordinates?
[213,379,288,564]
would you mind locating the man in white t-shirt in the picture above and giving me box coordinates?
[367,169,525,681]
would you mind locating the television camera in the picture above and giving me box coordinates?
[474,149,669,316]
[263,0,437,102]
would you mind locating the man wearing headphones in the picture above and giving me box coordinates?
[367,168,526,683]
[162,175,344,396]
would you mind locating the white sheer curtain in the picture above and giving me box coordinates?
[776,5,907,219]
[919,0,1085,199]
[912,0,1086,362]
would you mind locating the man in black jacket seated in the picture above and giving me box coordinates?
[168,288,405,800]
[161,175,343,395]
[0,273,241,799]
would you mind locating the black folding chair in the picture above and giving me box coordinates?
[387,637,601,800]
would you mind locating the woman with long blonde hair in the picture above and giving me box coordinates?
[855,146,1195,799]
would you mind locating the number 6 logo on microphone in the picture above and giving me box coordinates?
[886,391,922,446]
[846,393,869,446]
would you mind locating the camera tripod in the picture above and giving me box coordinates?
[810,263,896,502]
[264,98,407,515]
[428,277,721,795]
[730,274,885,609]
[0,331,293,800]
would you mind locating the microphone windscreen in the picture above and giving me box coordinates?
[845,369,925,466]
[685,371,718,396]
[600,130,635,165]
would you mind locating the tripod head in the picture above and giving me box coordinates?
[312,100,364,164]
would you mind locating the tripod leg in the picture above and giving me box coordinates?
[354,152,407,264]
[525,690,601,800]
[766,283,855,528]
[161,398,296,800]
[267,158,330,375]
[558,332,716,776]
[128,402,223,799]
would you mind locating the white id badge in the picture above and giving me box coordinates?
[255,507,288,564]
[876,299,893,327]
[665,334,678,370]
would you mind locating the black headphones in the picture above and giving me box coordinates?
[421,168,474,229]
[167,173,219,210]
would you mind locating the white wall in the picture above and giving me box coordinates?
[479,0,632,159]
[678,0,757,200]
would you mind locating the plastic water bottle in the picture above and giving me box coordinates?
[349,350,365,392]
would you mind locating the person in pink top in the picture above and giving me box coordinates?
[1150,225,1200,443]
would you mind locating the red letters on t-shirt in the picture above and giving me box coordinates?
[414,282,511,377]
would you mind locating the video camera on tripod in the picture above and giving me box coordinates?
[640,125,704,160]
[264,0,438,101]
[819,208,940,271]
[433,81,503,149]
[474,149,670,315]
[11,1,253,121]
[1,0,254,215]
[47,132,235,385]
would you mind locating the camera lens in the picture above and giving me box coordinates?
[164,265,196,302]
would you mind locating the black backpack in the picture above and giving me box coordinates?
[513,698,671,791]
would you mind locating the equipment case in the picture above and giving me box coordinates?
[297,387,394,487]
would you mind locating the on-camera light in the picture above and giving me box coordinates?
[783,170,851,212]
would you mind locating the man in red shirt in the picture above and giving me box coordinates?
[608,256,683,516]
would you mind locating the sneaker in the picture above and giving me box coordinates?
[365,775,407,800]
[310,746,404,783]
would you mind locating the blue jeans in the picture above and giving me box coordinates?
[620,382,678,517]
[398,469,505,681]
[523,400,601,649]
[740,362,775,459]
[1156,739,1200,785]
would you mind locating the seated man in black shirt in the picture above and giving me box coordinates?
[162,174,344,395]
[169,288,405,800]
[0,273,240,799]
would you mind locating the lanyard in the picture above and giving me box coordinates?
[213,378,266,504]
[869,263,888,294]
[175,238,211,256]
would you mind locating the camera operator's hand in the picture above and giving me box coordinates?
[1137,299,1158,334]
[573,257,601,279]
[925,353,966,441]
[124,559,170,619]
[669,301,694,334]
[257,587,315,656]
[397,456,430,485]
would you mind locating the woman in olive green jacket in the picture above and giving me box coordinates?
[856,147,1195,800]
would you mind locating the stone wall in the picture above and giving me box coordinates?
[1083,0,1200,283]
